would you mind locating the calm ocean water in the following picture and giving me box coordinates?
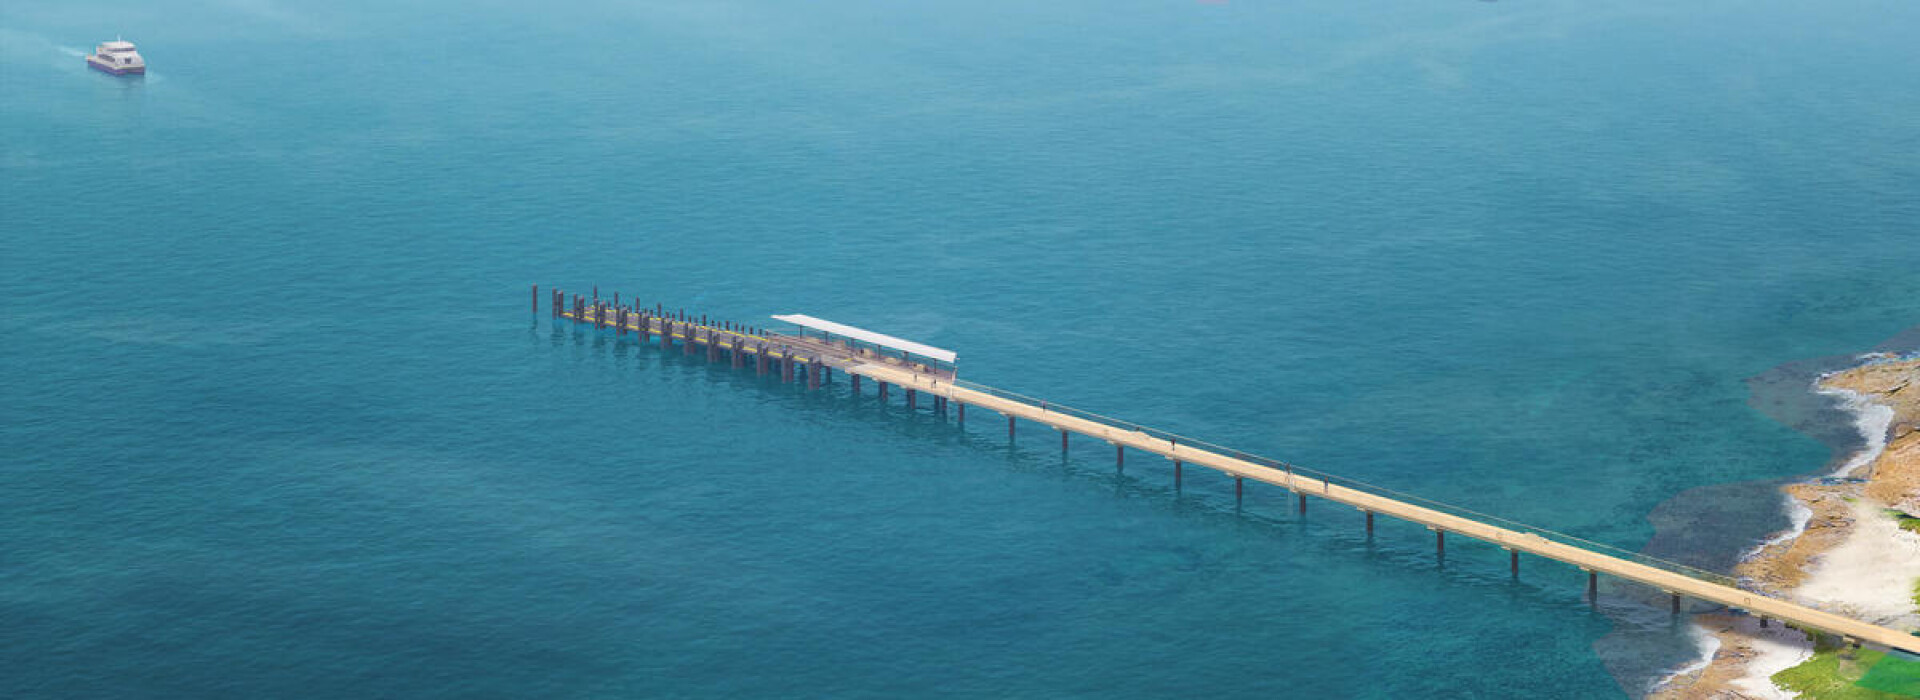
[5,1,1920,697]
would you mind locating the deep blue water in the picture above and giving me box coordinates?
[6,1,1920,697]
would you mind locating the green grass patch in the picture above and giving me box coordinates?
[1773,645,1920,699]
[1859,653,1920,696]
[1885,509,1920,535]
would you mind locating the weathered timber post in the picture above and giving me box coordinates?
[808,361,821,390]
[907,389,916,410]
[1587,571,1598,600]
[879,382,889,401]
[756,344,768,375]
[1436,530,1446,558]
[1115,444,1124,471]
[1008,415,1015,439]
[1510,550,1520,578]
[851,375,861,393]
[958,403,965,425]
[1061,431,1069,453]
[1365,511,1375,537]
[1235,476,1244,503]
[532,285,538,314]
[1298,493,1307,515]
[1174,460,1183,488]
[1671,594,1681,614]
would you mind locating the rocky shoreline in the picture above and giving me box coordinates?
[1653,356,1920,699]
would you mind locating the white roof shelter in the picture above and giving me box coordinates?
[771,314,958,364]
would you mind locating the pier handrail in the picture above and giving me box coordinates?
[949,378,1746,588]
[544,288,1910,650]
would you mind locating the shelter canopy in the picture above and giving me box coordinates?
[770,314,957,364]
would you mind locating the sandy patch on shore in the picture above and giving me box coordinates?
[1653,357,1920,699]
[1653,614,1812,700]
[1795,499,1920,626]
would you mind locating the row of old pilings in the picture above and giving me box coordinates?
[544,285,834,389]
[541,285,774,338]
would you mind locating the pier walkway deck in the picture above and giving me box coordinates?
[544,286,1920,656]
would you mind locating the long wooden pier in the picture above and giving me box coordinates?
[541,285,1920,655]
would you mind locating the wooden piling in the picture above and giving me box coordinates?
[1588,571,1599,600]
[1298,492,1307,515]
[907,389,916,409]
[1174,460,1183,488]
[532,284,538,314]
[1365,510,1375,537]
[1116,444,1124,470]
[1437,530,1446,557]
[1511,550,1520,577]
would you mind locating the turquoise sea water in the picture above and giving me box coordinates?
[6,1,1920,697]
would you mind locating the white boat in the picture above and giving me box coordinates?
[86,40,145,76]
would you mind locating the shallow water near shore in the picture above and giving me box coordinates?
[6,1,1920,697]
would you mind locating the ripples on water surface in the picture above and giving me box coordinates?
[4,0,1920,697]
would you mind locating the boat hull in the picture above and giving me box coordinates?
[86,57,144,75]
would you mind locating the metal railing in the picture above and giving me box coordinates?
[951,378,1744,589]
